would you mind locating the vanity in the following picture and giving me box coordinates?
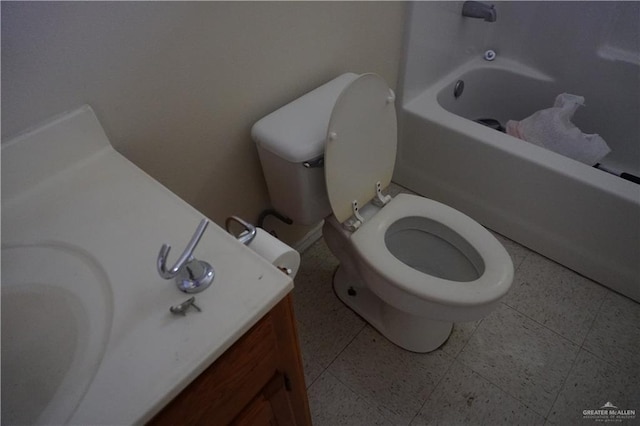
[151,295,309,425]
[1,106,311,425]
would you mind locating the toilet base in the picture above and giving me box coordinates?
[333,266,453,353]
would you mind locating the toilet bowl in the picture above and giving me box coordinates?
[323,193,513,352]
[252,72,513,352]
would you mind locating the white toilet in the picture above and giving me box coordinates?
[252,73,513,352]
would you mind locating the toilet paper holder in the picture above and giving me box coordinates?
[225,216,257,245]
[226,216,297,277]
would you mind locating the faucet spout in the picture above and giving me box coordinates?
[462,1,497,22]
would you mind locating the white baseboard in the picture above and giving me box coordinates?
[292,220,324,253]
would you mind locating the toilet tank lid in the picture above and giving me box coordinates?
[251,73,359,163]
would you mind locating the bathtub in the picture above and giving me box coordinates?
[395,58,640,301]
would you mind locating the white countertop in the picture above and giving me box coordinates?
[1,106,293,425]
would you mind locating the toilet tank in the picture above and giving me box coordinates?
[252,73,359,225]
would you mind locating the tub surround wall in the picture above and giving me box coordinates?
[401,1,493,104]
[492,1,640,175]
[402,2,640,102]
[401,1,639,175]
[1,2,406,245]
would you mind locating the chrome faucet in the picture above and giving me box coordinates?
[462,1,497,22]
[157,219,215,293]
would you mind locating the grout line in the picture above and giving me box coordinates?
[451,316,485,359]
[298,269,365,392]
[304,365,325,391]
[318,327,401,426]
[455,356,550,421]
[300,320,366,392]
[453,306,548,418]
[543,348,582,420]
[325,369,399,425]
[513,247,533,272]
[407,355,457,425]
[322,263,368,368]
[577,292,608,348]
[324,321,367,370]
[499,300,587,348]
[474,302,584,419]
[578,344,633,371]
[542,287,604,417]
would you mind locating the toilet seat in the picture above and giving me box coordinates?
[351,193,514,320]
[324,73,397,224]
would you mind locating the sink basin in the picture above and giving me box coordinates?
[1,243,113,425]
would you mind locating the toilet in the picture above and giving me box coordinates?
[252,73,513,352]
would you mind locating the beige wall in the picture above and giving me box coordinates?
[2,1,406,244]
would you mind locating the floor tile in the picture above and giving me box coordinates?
[547,349,640,425]
[502,252,608,344]
[328,326,454,425]
[490,231,532,271]
[582,291,640,370]
[440,320,481,358]
[292,238,340,319]
[307,371,394,426]
[457,304,580,417]
[295,320,328,387]
[293,239,366,370]
[411,361,545,426]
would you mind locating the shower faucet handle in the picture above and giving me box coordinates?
[462,1,497,22]
[157,218,215,293]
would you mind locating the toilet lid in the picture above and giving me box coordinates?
[324,73,397,223]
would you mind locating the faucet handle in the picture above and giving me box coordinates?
[157,219,215,293]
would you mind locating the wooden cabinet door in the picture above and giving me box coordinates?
[149,295,311,426]
[231,373,295,426]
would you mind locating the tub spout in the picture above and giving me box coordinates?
[462,1,496,22]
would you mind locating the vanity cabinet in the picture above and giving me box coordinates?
[149,294,311,426]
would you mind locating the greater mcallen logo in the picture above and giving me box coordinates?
[583,402,636,422]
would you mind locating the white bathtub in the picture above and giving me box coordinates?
[395,58,640,301]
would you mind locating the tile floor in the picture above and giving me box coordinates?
[292,183,640,425]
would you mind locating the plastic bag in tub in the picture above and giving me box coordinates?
[506,93,611,165]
